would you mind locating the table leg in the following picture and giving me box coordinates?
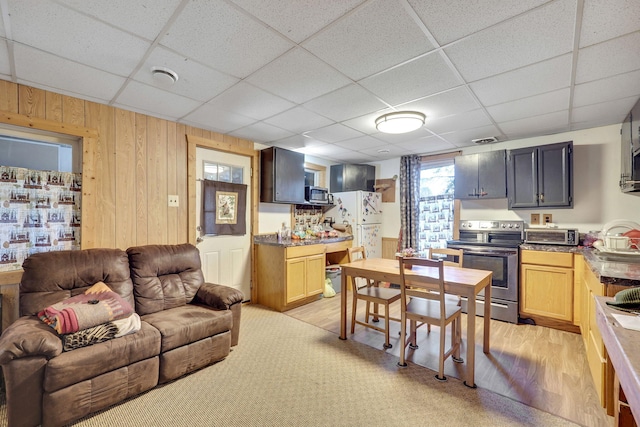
[465,292,476,388]
[483,277,492,354]
[340,269,348,340]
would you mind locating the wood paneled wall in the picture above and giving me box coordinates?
[0,79,255,249]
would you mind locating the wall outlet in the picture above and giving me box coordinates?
[168,195,179,207]
[530,214,540,225]
[543,213,552,224]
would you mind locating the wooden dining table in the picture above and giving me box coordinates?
[339,257,493,388]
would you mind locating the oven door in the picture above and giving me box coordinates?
[453,246,518,302]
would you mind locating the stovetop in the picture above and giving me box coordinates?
[458,220,525,231]
[449,219,525,248]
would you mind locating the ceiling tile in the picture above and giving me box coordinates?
[573,69,640,107]
[334,135,387,151]
[206,82,294,121]
[230,122,294,143]
[359,52,462,105]
[395,135,457,154]
[246,47,352,104]
[497,110,570,139]
[358,145,412,160]
[132,47,239,102]
[571,96,637,127]
[181,103,255,134]
[228,0,365,43]
[396,87,481,120]
[160,0,293,78]
[579,0,640,48]
[303,84,387,122]
[14,44,125,102]
[8,0,150,77]
[575,31,640,84]
[425,109,493,135]
[444,0,576,82]
[302,0,435,80]
[299,143,364,161]
[263,107,333,134]
[0,41,10,75]
[470,54,572,106]
[487,89,570,123]
[407,0,549,45]
[57,0,183,41]
[271,134,325,150]
[114,80,201,120]
[439,125,503,147]
[304,123,364,143]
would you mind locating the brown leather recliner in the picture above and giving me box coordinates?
[0,243,243,427]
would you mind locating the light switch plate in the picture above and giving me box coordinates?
[168,195,179,207]
[530,214,540,225]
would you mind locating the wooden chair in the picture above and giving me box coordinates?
[396,256,463,381]
[348,246,401,349]
[429,248,464,306]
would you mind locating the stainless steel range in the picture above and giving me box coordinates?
[447,220,524,324]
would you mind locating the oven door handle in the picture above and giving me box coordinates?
[462,250,517,256]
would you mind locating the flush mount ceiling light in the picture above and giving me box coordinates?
[375,111,425,134]
[150,66,179,85]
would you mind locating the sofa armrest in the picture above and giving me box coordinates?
[194,283,244,310]
[0,316,62,365]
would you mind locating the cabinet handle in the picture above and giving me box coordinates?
[479,188,487,197]
[539,193,544,202]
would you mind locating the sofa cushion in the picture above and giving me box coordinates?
[20,248,134,316]
[127,244,205,315]
[142,305,232,353]
[43,321,160,393]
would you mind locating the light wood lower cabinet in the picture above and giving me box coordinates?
[581,261,610,410]
[256,242,349,312]
[520,250,576,328]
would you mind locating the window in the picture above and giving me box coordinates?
[417,157,455,254]
[203,161,243,184]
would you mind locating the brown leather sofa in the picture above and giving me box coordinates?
[0,243,243,427]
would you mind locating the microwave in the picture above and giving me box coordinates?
[304,186,330,204]
[524,228,579,246]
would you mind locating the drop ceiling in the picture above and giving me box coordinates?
[1,0,639,163]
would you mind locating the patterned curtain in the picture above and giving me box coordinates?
[399,155,421,251]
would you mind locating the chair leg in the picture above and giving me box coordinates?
[409,320,418,350]
[398,316,407,367]
[350,291,358,334]
[382,303,392,349]
[452,317,464,363]
[435,321,447,381]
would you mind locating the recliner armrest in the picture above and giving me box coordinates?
[0,316,62,364]
[194,283,244,310]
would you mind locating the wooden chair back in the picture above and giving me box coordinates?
[398,256,446,313]
[429,248,464,267]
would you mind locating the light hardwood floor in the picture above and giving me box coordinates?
[285,292,613,427]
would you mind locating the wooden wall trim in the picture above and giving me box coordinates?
[0,111,97,138]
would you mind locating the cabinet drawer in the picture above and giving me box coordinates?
[325,240,352,254]
[587,330,607,407]
[521,250,573,267]
[286,244,325,259]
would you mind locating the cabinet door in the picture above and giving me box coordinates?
[454,154,479,199]
[285,257,307,303]
[621,112,633,190]
[632,101,640,154]
[520,264,573,321]
[538,142,572,208]
[478,150,506,198]
[306,254,325,297]
[507,147,538,208]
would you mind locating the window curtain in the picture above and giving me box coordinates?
[0,165,82,272]
[399,155,421,251]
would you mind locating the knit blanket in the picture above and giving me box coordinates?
[62,313,142,351]
[38,282,134,334]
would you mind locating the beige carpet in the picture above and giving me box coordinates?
[0,304,578,426]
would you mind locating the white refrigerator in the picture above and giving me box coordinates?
[328,191,383,259]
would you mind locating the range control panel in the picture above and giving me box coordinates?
[458,220,524,231]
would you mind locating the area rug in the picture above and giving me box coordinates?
[0,304,577,426]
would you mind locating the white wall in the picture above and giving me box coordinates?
[371,123,640,237]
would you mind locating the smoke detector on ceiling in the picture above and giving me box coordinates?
[150,66,179,85]
[472,136,499,144]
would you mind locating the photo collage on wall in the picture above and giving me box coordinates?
[417,194,454,253]
[0,166,81,272]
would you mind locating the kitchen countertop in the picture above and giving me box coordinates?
[522,244,640,287]
[254,234,353,247]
